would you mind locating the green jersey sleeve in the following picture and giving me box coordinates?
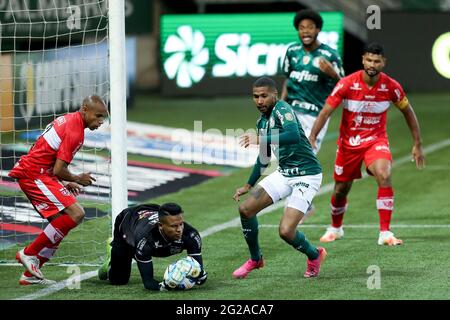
[260,105,300,146]
[330,50,345,79]
[247,156,269,187]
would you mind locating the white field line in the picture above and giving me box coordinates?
[13,138,450,300]
[259,224,450,228]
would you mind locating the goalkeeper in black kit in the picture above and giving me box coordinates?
[98,203,207,291]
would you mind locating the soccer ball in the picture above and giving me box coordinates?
[163,256,202,290]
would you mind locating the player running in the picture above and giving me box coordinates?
[309,43,425,245]
[9,95,108,285]
[232,77,326,280]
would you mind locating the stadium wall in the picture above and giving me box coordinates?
[368,12,450,92]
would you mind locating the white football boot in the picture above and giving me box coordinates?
[19,273,56,286]
[320,226,344,243]
[378,231,403,246]
[16,248,44,279]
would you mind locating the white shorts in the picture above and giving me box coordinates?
[258,170,322,214]
[294,112,330,155]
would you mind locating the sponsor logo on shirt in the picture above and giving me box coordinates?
[293,181,310,189]
[269,117,275,128]
[290,70,319,82]
[170,246,183,255]
[348,135,376,146]
[377,83,389,92]
[363,116,381,125]
[59,187,70,197]
[350,82,362,90]
[291,100,319,112]
[355,115,381,126]
[365,95,376,99]
[137,238,147,251]
[36,203,49,211]
[191,232,202,248]
[275,110,285,125]
[318,49,332,57]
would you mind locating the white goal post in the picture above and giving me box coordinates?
[109,0,128,236]
[0,0,128,264]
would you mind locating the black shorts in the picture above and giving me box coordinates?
[108,212,135,285]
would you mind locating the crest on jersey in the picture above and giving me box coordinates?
[377,83,389,92]
[350,82,362,90]
[335,165,343,176]
[302,55,311,65]
[285,112,294,121]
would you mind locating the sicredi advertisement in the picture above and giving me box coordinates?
[160,12,344,95]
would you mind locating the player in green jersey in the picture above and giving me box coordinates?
[232,77,326,280]
[281,9,344,154]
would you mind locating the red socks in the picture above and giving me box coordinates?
[330,196,347,228]
[377,187,394,231]
[23,214,77,274]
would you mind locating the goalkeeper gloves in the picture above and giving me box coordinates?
[195,269,208,285]
[159,280,175,292]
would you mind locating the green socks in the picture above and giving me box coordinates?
[289,230,319,260]
[240,216,262,261]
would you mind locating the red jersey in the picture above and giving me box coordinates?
[326,70,409,149]
[9,111,85,179]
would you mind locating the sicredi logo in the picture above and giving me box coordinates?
[163,25,340,88]
[163,25,209,88]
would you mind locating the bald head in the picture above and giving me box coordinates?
[80,95,108,130]
[82,95,106,110]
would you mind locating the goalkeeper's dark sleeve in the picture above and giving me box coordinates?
[137,260,160,291]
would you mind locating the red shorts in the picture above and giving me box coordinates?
[17,175,77,219]
[333,139,392,182]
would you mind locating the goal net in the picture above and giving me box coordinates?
[0,0,111,265]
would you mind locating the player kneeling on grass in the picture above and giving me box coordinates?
[98,203,207,291]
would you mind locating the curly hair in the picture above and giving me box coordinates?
[293,9,323,30]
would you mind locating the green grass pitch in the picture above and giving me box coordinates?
[1,92,449,300]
